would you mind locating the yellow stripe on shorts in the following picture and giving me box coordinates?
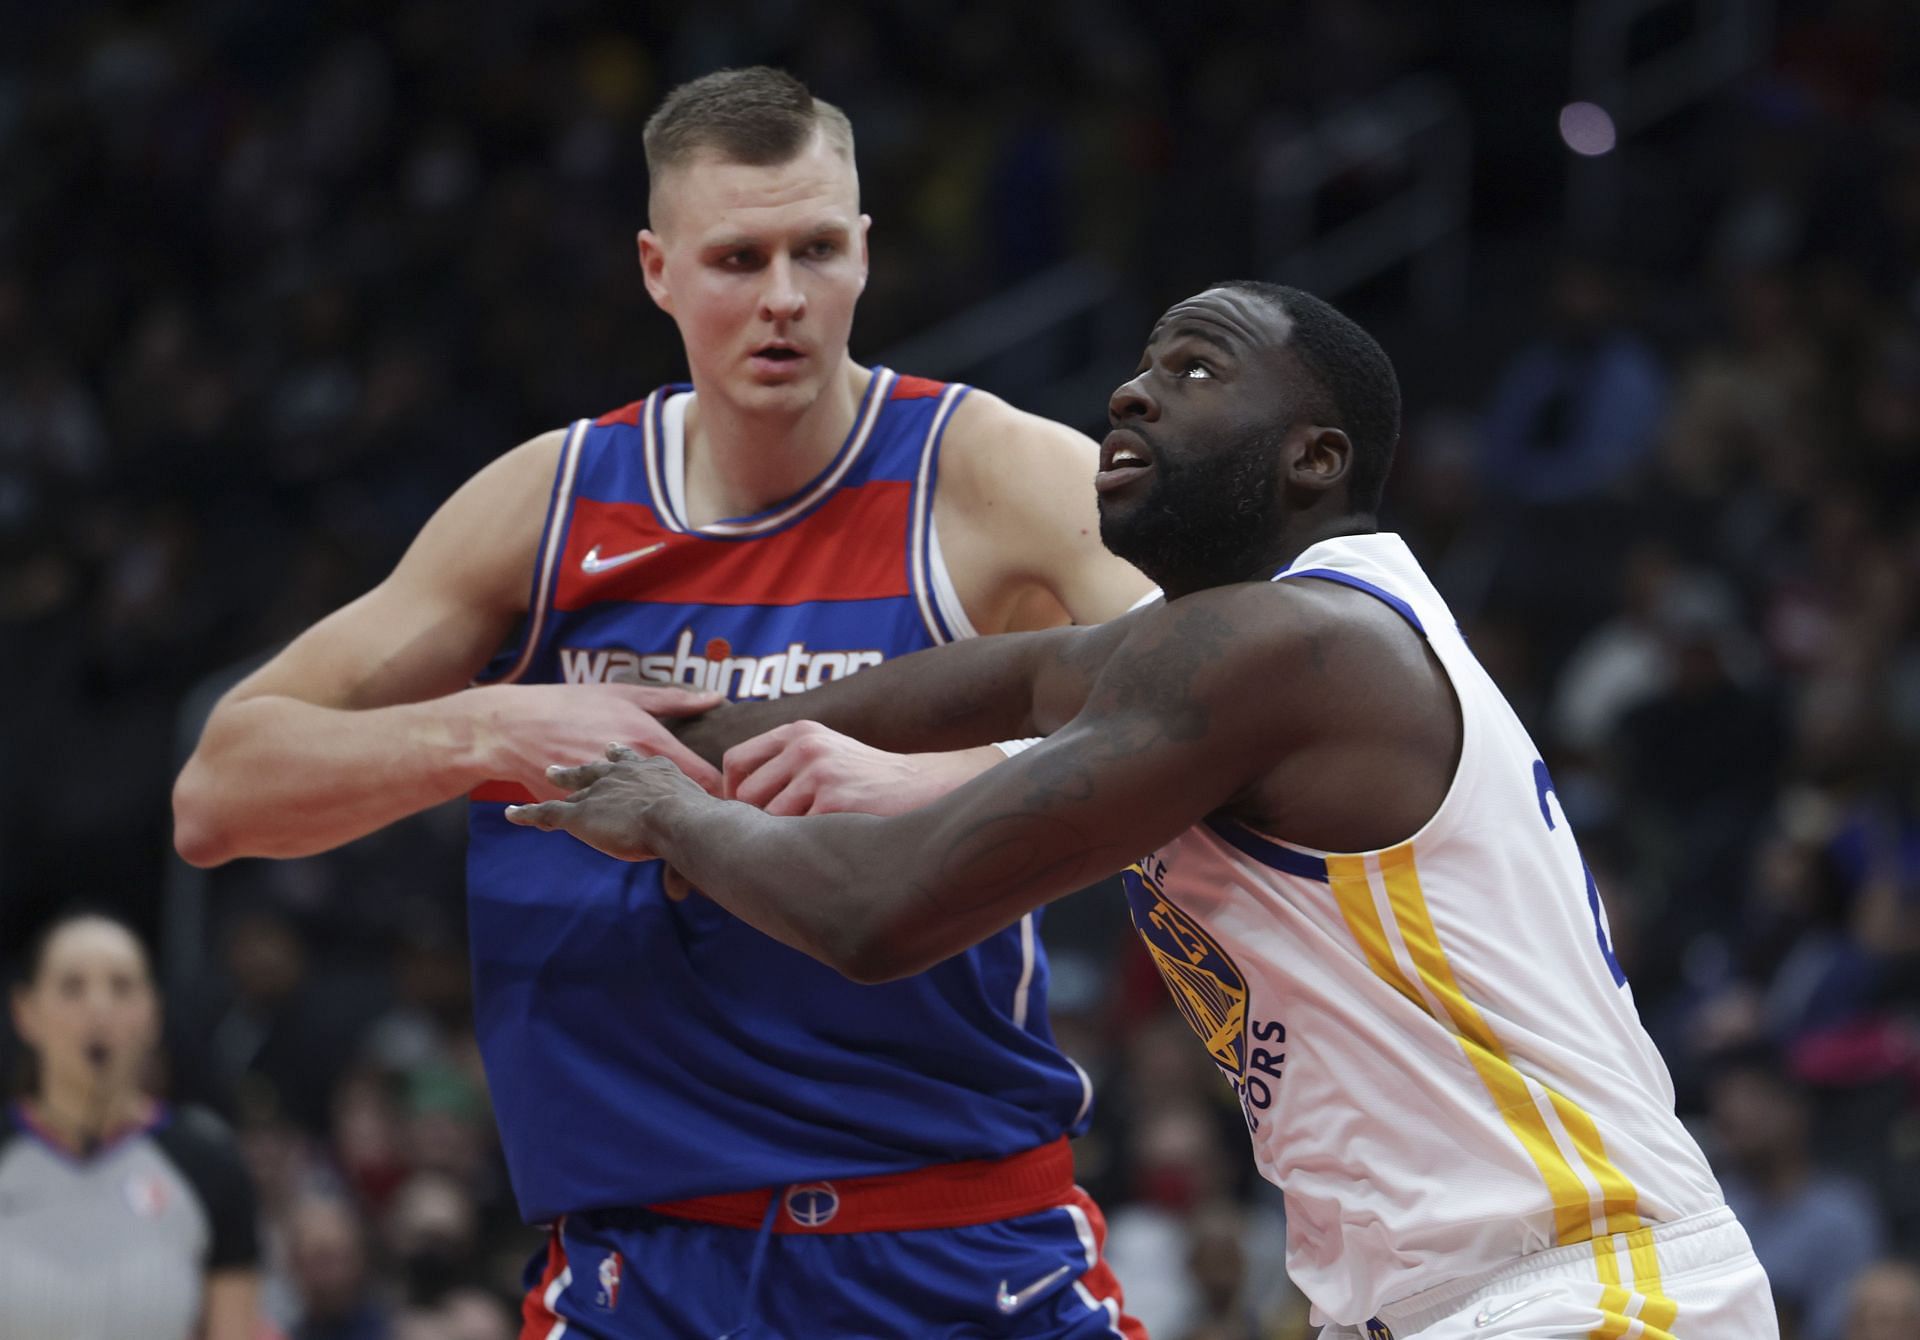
[1590,1285,1637,1339]
[1588,1281,1679,1340]
[1626,1226,1677,1327]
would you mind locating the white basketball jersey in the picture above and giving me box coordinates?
[1121,532,1724,1327]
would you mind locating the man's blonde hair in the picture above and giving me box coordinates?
[644,66,854,210]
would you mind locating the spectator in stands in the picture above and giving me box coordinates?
[288,1194,392,1340]
[1481,253,1669,506]
[1707,1049,1884,1340]
[384,1171,479,1312]
[1844,1259,1920,1340]
[394,1289,514,1340]
[177,908,383,1135]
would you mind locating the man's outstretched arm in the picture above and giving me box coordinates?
[672,605,1147,768]
[173,431,721,865]
[510,586,1302,981]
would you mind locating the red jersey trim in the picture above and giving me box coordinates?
[889,374,948,400]
[553,482,915,611]
[518,1218,569,1340]
[472,781,538,805]
[594,400,645,428]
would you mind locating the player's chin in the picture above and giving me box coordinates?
[1096,495,1162,563]
[1095,486,1151,529]
[734,367,821,408]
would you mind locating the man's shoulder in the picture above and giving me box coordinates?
[1159,577,1352,636]
[934,384,1073,443]
[1118,582,1329,676]
[931,388,1098,505]
[1136,578,1428,702]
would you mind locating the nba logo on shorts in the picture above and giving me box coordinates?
[595,1251,622,1310]
[1365,1319,1392,1339]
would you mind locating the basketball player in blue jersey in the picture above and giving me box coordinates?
[174,68,1152,1340]
[513,282,1781,1339]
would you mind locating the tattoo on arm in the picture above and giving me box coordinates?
[939,602,1243,887]
[751,591,1292,978]
[1077,603,1234,746]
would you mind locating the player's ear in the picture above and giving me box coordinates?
[638,230,673,314]
[856,214,872,291]
[1289,425,1352,493]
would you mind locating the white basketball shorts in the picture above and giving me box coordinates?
[1318,1208,1777,1339]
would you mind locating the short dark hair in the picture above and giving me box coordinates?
[1214,281,1402,514]
[643,67,854,183]
[14,905,148,989]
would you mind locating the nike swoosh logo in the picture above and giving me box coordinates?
[581,541,667,574]
[996,1263,1073,1315]
[1474,1290,1556,1328]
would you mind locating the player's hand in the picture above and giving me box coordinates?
[667,700,738,761]
[723,722,996,817]
[469,682,725,797]
[505,743,706,867]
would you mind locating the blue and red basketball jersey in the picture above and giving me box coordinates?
[467,368,1094,1224]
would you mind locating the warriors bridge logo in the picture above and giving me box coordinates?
[1120,857,1248,1079]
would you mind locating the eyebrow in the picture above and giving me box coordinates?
[1156,322,1239,355]
[701,223,853,253]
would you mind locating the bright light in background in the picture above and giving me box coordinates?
[1559,102,1618,157]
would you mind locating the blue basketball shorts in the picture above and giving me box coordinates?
[518,1185,1145,1339]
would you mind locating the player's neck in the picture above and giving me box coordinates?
[1264,512,1379,574]
[1158,513,1381,601]
[681,359,871,527]
[26,1082,151,1155]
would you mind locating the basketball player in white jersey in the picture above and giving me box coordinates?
[509,281,1780,1339]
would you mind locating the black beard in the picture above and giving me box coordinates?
[1099,429,1285,594]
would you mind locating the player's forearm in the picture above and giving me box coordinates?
[676,625,1080,766]
[641,756,1101,983]
[640,792,898,974]
[172,692,493,865]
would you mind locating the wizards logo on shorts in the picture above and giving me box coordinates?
[1121,859,1248,1078]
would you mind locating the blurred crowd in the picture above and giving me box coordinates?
[5,2,1920,1338]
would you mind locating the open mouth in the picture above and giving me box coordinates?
[749,343,806,370]
[1096,429,1156,493]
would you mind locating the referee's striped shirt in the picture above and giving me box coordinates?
[0,1102,258,1340]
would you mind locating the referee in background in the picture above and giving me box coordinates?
[3,908,261,1340]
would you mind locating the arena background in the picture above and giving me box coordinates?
[4,2,1920,1337]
